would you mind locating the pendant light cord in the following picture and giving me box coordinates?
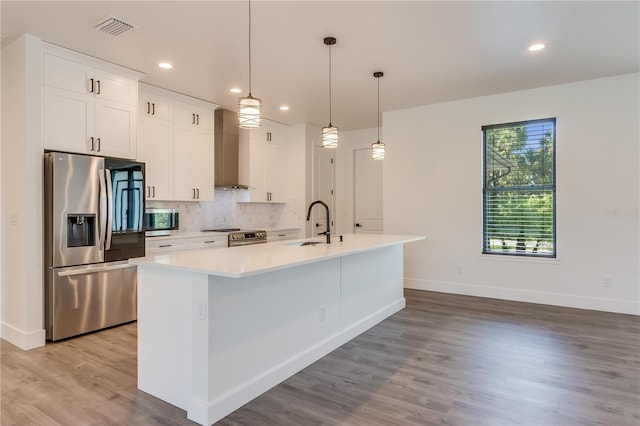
[328,43,332,125]
[377,75,380,141]
[248,0,252,95]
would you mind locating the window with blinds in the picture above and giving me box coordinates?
[482,118,556,257]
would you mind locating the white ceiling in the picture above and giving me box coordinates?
[1,1,638,130]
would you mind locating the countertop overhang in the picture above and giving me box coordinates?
[131,233,424,278]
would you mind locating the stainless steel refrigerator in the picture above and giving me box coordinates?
[44,152,145,341]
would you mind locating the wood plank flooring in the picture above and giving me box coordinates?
[2,289,639,425]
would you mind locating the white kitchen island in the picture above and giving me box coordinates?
[130,233,423,425]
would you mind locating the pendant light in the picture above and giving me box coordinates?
[322,37,338,148]
[238,0,262,128]
[371,71,385,160]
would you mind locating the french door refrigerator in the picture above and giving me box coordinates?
[44,152,145,341]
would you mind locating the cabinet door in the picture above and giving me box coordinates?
[248,139,267,201]
[44,53,93,94]
[266,141,286,202]
[94,69,137,106]
[173,126,194,201]
[139,91,172,121]
[173,101,213,130]
[94,98,137,159]
[43,86,94,153]
[191,129,214,201]
[140,118,173,200]
[43,53,94,153]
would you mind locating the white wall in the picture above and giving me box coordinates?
[1,34,46,348]
[384,73,639,315]
[334,127,378,234]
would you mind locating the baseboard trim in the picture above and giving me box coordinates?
[1,322,46,350]
[404,278,639,315]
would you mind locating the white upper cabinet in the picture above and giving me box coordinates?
[137,84,217,202]
[42,45,142,159]
[138,116,173,200]
[138,85,174,201]
[173,100,215,201]
[242,121,288,203]
[138,90,172,122]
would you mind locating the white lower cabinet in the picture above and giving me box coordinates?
[146,235,227,255]
[146,238,189,255]
[267,229,301,242]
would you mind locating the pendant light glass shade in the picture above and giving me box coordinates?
[322,124,339,148]
[238,94,262,129]
[371,71,385,160]
[322,37,338,148]
[371,140,385,160]
[238,0,262,128]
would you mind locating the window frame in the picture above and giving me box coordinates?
[482,118,557,258]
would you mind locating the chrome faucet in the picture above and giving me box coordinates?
[306,200,331,244]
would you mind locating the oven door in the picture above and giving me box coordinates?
[229,239,267,247]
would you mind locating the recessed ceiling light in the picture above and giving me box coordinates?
[230,88,242,94]
[528,43,545,52]
[279,106,290,111]
[158,62,173,69]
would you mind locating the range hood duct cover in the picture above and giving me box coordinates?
[214,109,249,190]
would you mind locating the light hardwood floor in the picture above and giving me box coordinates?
[2,289,639,425]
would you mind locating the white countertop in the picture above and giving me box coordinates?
[131,233,424,278]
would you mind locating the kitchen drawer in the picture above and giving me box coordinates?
[187,236,227,250]
[267,229,301,242]
[146,238,189,254]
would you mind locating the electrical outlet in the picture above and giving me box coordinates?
[603,278,613,288]
[319,305,326,322]
[456,264,463,275]
[196,300,207,320]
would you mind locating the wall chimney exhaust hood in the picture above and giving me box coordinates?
[214,109,249,190]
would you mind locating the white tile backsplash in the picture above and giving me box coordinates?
[147,189,304,232]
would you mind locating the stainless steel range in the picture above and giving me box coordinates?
[228,230,267,247]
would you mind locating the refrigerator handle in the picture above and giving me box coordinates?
[98,168,107,252]
[57,262,136,277]
[105,169,114,250]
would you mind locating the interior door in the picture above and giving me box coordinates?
[312,144,335,236]
[354,148,383,233]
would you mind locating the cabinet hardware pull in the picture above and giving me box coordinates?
[197,188,200,199]
[159,244,172,248]
[90,137,95,151]
[278,234,285,237]
[146,102,150,114]
[96,80,101,95]
[146,186,150,198]
[96,138,101,152]
[196,114,200,125]
[152,103,155,115]
[204,240,216,244]
[192,188,196,199]
[152,186,156,197]
[90,78,94,93]
[192,114,196,125]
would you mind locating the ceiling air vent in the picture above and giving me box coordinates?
[94,15,136,36]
